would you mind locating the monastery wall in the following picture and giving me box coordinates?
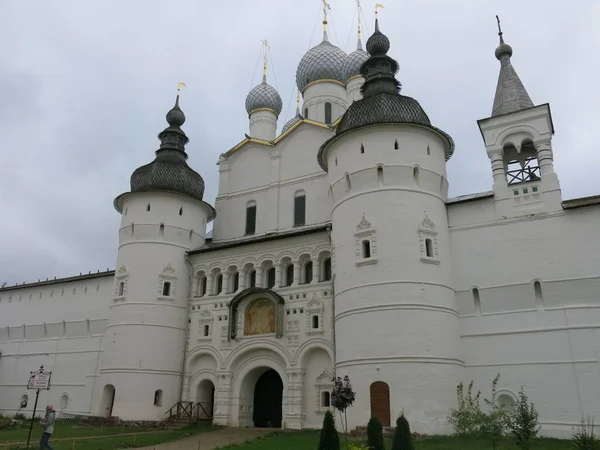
[449,200,600,437]
[0,273,112,417]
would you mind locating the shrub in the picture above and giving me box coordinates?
[506,386,540,450]
[572,417,600,450]
[318,410,340,450]
[366,417,385,450]
[481,375,508,450]
[448,380,483,436]
[391,413,414,450]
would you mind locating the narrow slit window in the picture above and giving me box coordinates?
[118,282,124,296]
[377,166,384,185]
[267,268,276,289]
[534,281,544,308]
[233,272,240,292]
[345,173,351,191]
[153,390,162,407]
[394,139,399,150]
[294,193,306,227]
[200,277,207,296]
[322,391,331,407]
[323,258,332,281]
[179,207,183,216]
[245,202,257,235]
[312,315,319,329]
[146,203,151,211]
[249,270,256,288]
[413,166,420,185]
[304,261,313,284]
[427,145,431,155]
[360,143,364,154]
[473,288,481,314]
[159,224,164,239]
[203,325,210,337]
[362,240,371,259]
[324,102,332,124]
[216,274,223,294]
[425,238,433,257]
[162,282,171,297]
[285,264,294,286]
[304,107,308,118]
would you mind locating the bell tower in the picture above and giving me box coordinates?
[478,17,561,218]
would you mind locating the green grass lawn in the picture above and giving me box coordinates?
[215,430,572,450]
[0,422,215,450]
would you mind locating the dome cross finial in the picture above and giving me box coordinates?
[261,39,270,83]
[496,15,505,43]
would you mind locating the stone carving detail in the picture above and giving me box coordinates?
[418,214,440,264]
[315,369,334,414]
[356,213,372,230]
[117,265,127,274]
[163,263,175,274]
[287,335,299,346]
[420,216,436,230]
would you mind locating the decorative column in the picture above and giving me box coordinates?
[534,141,555,176]
[487,148,506,187]
[310,257,319,284]
[213,371,233,426]
[237,271,245,293]
[255,267,264,288]
[275,263,282,288]
[285,369,306,429]
[223,270,231,294]
[292,260,300,286]
[206,273,214,296]
[191,274,198,296]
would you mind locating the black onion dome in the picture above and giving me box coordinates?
[317,18,454,171]
[118,95,206,210]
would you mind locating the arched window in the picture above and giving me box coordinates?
[294,192,306,227]
[360,143,365,154]
[159,224,164,239]
[312,315,319,329]
[199,276,207,296]
[233,272,240,292]
[377,166,384,185]
[249,270,256,288]
[285,264,294,286]
[203,325,210,337]
[245,201,257,235]
[118,282,124,296]
[413,166,420,185]
[130,223,135,236]
[267,268,276,289]
[362,240,371,259]
[59,394,69,410]
[153,390,163,407]
[179,207,183,216]
[427,145,431,155]
[322,258,332,281]
[473,287,481,314]
[324,102,332,124]
[304,261,313,284]
[345,173,351,191]
[146,203,151,211]
[162,282,171,297]
[322,391,331,407]
[425,238,433,257]
[394,139,399,150]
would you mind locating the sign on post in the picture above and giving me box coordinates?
[27,369,52,390]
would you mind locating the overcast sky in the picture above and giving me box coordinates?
[1,0,598,285]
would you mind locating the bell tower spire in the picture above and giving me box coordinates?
[491,15,534,117]
[478,17,561,218]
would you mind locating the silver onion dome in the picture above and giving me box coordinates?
[343,46,369,82]
[282,113,302,134]
[296,33,347,92]
[245,76,283,117]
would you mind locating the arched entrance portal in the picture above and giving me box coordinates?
[370,381,390,426]
[195,380,215,420]
[99,384,116,417]
[253,369,283,428]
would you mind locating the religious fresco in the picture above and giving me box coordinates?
[244,298,276,336]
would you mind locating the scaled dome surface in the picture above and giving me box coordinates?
[245,80,283,117]
[296,38,347,92]
[342,47,369,82]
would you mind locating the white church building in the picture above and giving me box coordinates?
[1,11,599,438]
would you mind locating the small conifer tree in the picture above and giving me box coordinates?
[392,413,414,450]
[366,417,385,450]
[318,410,340,450]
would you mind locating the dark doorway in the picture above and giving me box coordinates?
[370,381,391,426]
[253,369,283,428]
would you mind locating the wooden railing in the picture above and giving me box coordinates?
[165,401,213,423]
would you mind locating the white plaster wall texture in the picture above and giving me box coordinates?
[345,76,364,105]
[302,82,347,124]
[248,110,277,141]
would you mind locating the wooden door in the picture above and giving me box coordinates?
[370,381,390,426]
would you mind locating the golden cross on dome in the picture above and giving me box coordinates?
[322,0,331,31]
[261,39,270,78]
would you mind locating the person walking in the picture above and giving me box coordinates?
[39,404,56,450]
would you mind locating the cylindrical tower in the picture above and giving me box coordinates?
[95,95,215,420]
[318,19,461,434]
